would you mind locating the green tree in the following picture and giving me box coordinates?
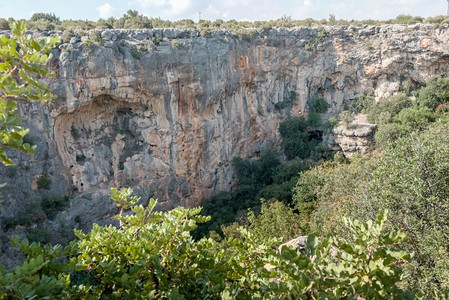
[30,12,60,23]
[366,92,411,124]
[0,21,59,165]
[1,188,415,299]
[121,10,152,29]
[414,76,449,110]
[339,110,355,128]
[278,117,311,159]
[308,97,329,114]
[0,19,9,30]
[246,199,301,242]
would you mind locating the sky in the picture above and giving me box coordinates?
[0,0,446,22]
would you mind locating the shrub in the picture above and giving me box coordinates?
[231,27,256,41]
[426,15,447,24]
[275,90,297,110]
[41,196,69,219]
[310,144,333,161]
[339,110,355,128]
[256,180,295,204]
[308,97,329,114]
[245,200,301,242]
[393,106,435,128]
[374,107,435,147]
[27,20,56,31]
[252,148,280,186]
[26,227,53,244]
[395,14,423,24]
[353,93,374,113]
[89,31,103,44]
[278,117,311,159]
[30,12,60,23]
[61,29,75,43]
[3,199,46,230]
[414,77,449,110]
[401,78,413,95]
[130,47,140,60]
[305,28,329,51]
[37,175,51,189]
[307,112,322,127]
[366,92,411,124]
[328,116,340,128]
[0,18,10,30]
[306,121,449,295]
[374,123,409,147]
[120,10,153,29]
[293,168,324,232]
[197,149,311,239]
[3,214,34,229]
[75,154,86,163]
[273,160,311,184]
[170,39,184,48]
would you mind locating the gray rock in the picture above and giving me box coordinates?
[70,36,80,44]
[279,236,309,253]
[104,41,114,48]
[101,30,117,41]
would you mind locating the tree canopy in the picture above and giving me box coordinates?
[0,21,58,165]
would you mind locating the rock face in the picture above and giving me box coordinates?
[329,114,377,156]
[1,24,449,240]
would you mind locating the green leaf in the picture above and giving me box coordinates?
[30,39,41,51]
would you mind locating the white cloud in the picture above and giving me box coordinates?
[168,0,192,15]
[303,0,313,8]
[134,0,193,16]
[136,0,166,7]
[96,3,120,19]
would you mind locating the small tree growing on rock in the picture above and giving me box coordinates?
[339,110,355,129]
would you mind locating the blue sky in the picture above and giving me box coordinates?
[1,0,446,21]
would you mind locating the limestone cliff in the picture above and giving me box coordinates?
[1,24,449,236]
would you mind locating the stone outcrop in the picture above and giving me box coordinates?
[0,24,449,246]
[328,114,377,156]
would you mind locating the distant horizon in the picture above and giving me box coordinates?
[2,1,446,22]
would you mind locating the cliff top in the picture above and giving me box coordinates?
[2,22,448,45]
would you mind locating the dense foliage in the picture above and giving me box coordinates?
[294,76,449,296]
[0,188,415,299]
[278,117,313,160]
[298,122,449,296]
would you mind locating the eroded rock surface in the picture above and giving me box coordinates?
[329,114,377,156]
